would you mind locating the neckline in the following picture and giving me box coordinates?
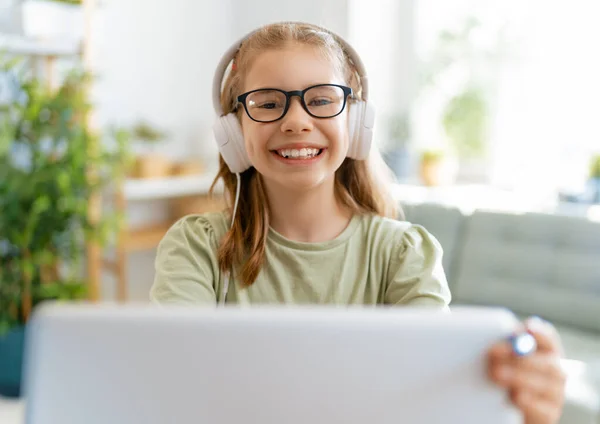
[267,214,361,251]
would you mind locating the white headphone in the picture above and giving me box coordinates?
[212,22,376,174]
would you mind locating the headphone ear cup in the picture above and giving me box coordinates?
[347,100,375,160]
[212,113,252,173]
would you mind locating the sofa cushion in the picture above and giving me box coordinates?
[400,202,465,290]
[452,210,600,334]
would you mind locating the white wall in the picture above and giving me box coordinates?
[91,0,234,163]
[231,0,349,38]
[349,0,417,146]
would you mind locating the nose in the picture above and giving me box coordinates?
[280,97,313,134]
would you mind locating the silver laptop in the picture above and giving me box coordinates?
[22,303,522,424]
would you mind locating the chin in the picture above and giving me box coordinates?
[264,169,333,193]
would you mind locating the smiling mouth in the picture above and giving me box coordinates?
[272,148,325,159]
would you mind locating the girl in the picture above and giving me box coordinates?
[151,22,565,424]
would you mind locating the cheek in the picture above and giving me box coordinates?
[329,114,350,148]
[241,118,273,158]
[241,116,259,157]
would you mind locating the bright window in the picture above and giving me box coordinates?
[414,0,600,192]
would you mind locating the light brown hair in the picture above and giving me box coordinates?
[211,22,399,286]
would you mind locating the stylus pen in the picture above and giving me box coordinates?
[509,332,537,356]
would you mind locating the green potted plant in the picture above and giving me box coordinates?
[442,86,488,160]
[0,55,131,397]
[419,16,512,183]
[131,120,172,179]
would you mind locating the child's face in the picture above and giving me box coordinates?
[240,43,349,192]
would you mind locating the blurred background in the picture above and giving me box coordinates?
[1,0,599,421]
[1,0,599,300]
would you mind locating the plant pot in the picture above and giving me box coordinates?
[21,0,83,42]
[133,154,172,179]
[0,326,26,398]
[420,160,444,187]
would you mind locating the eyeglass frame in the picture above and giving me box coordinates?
[236,83,354,123]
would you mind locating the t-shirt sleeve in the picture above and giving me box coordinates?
[150,215,223,305]
[384,224,452,309]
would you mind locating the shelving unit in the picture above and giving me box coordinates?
[0,34,81,57]
[117,174,224,250]
[123,173,221,201]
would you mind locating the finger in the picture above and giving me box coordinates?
[508,355,565,401]
[489,353,566,400]
[511,390,563,424]
[525,317,564,355]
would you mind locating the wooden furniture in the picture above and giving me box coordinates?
[98,174,225,301]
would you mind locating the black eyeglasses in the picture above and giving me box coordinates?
[236,84,353,123]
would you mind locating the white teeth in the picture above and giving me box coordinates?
[277,148,320,159]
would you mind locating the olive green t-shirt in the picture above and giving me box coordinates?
[150,212,451,308]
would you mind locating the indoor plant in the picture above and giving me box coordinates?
[0,54,131,397]
[419,16,510,183]
[130,120,172,179]
[442,86,488,160]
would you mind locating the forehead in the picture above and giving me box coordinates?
[243,43,344,92]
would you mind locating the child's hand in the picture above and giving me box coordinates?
[487,317,566,424]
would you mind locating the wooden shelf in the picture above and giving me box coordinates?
[125,223,174,251]
[124,173,222,201]
[123,194,227,251]
[0,34,81,57]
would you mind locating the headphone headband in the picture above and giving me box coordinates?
[212,21,370,117]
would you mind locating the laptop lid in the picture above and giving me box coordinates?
[23,303,522,424]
